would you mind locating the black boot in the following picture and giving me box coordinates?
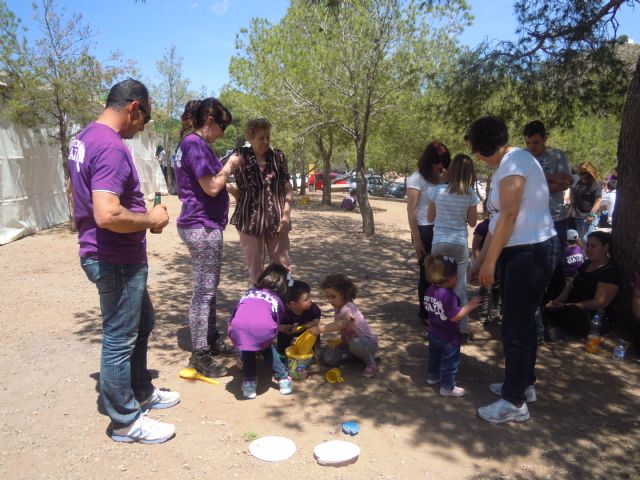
[209,334,236,356]
[188,350,228,378]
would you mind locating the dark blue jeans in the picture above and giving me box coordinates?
[427,333,461,390]
[81,257,155,428]
[498,237,557,406]
[241,344,289,382]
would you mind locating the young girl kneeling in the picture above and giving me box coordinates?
[424,255,480,397]
[228,264,293,399]
[309,274,379,378]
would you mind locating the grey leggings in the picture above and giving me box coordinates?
[178,227,223,351]
[321,336,378,368]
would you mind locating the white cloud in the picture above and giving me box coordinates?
[189,3,199,9]
[210,0,231,15]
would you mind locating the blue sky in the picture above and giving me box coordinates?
[7,0,640,95]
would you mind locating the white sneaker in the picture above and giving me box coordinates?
[489,382,537,403]
[440,386,465,397]
[242,380,257,399]
[139,388,181,410]
[111,412,176,444]
[478,399,529,424]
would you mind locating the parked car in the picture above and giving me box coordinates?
[386,181,406,199]
[346,174,386,196]
[307,172,349,191]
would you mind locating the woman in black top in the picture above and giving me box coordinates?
[545,231,619,337]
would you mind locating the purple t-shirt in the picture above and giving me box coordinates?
[67,122,147,264]
[564,244,584,278]
[175,133,229,230]
[424,285,462,345]
[228,288,285,351]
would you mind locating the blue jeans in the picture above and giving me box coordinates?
[241,344,289,382]
[498,237,557,406]
[81,257,155,428]
[427,333,461,390]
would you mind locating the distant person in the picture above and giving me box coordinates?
[471,202,501,324]
[598,179,617,228]
[563,229,584,280]
[229,118,294,285]
[175,98,242,378]
[468,116,557,424]
[340,189,357,211]
[156,145,168,185]
[569,161,602,240]
[406,142,449,323]
[427,153,480,336]
[423,255,481,397]
[68,79,178,444]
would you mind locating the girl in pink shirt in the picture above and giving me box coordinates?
[309,274,379,377]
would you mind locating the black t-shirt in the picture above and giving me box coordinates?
[571,180,602,216]
[282,303,322,325]
[568,260,620,305]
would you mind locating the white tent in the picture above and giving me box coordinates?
[0,117,166,245]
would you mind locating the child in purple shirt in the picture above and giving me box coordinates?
[228,264,293,399]
[564,229,584,279]
[424,255,480,397]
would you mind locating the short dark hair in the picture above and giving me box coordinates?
[285,280,311,303]
[320,274,357,302]
[255,264,289,297]
[523,120,546,138]
[245,118,272,139]
[105,79,149,110]
[587,231,613,249]
[467,116,509,157]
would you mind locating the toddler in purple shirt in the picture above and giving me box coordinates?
[228,264,293,399]
[424,255,480,397]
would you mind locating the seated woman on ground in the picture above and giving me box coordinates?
[544,231,620,339]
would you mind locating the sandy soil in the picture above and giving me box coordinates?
[0,193,639,480]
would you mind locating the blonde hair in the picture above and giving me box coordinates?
[444,154,477,195]
[245,117,272,140]
[577,161,600,184]
[424,255,458,285]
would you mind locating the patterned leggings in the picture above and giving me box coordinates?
[178,227,223,351]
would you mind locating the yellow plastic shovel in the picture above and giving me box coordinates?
[179,367,219,385]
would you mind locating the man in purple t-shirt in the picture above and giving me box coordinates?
[68,80,178,445]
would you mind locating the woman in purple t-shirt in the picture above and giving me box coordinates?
[175,98,241,379]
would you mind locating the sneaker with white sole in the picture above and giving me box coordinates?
[139,388,181,410]
[111,412,175,444]
[478,398,530,424]
[278,376,293,395]
[242,380,257,399]
[426,376,441,385]
[440,386,465,397]
[489,382,537,403]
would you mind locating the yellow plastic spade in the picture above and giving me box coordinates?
[293,329,317,356]
[179,367,219,385]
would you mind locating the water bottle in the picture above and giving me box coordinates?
[612,341,626,361]
[149,192,163,234]
[586,310,603,354]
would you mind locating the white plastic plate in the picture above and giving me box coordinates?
[249,436,296,462]
[313,440,361,466]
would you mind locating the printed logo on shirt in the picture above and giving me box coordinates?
[68,139,86,172]
[424,295,446,321]
[566,253,584,265]
[175,147,183,168]
[243,289,280,314]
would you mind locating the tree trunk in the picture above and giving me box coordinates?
[297,152,307,196]
[58,122,76,232]
[291,158,299,191]
[355,139,375,236]
[316,133,333,206]
[613,55,640,330]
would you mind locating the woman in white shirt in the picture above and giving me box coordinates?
[406,142,449,322]
[469,116,558,425]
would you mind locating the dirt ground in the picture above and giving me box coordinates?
[1,193,639,480]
